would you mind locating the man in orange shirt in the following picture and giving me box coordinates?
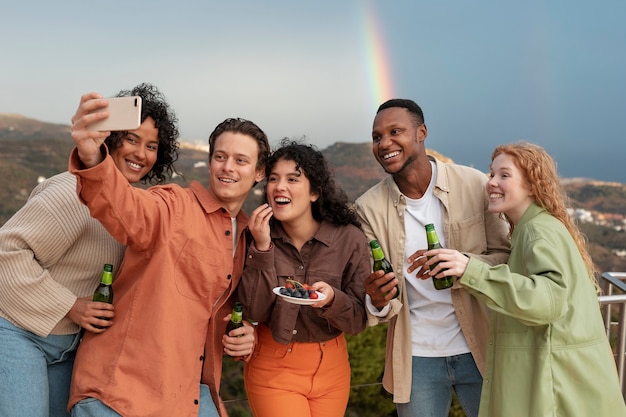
[66,92,270,417]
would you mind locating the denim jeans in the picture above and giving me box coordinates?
[0,317,80,417]
[71,384,219,417]
[396,353,483,417]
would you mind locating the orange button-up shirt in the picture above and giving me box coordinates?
[68,149,247,417]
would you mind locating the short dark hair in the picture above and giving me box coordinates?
[105,83,180,185]
[208,118,270,172]
[377,98,425,127]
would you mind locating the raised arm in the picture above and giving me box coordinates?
[70,92,113,168]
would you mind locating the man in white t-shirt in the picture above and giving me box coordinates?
[355,99,510,417]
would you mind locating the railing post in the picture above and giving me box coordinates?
[599,272,626,399]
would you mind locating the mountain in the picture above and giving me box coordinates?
[1,114,625,274]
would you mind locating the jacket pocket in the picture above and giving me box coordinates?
[449,213,487,254]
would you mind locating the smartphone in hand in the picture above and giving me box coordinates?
[87,96,142,131]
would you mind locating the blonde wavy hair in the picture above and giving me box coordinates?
[491,142,599,290]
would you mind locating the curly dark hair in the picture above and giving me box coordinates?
[208,118,270,173]
[264,139,360,227]
[105,83,180,184]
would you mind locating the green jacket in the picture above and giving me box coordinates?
[461,203,626,416]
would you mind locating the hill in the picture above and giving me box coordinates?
[1,114,625,274]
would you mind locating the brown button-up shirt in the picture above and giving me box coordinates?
[239,221,370,344]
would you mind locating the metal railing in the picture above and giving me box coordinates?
[599,271,626,398]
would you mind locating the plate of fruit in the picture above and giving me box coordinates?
[273,279,326,305]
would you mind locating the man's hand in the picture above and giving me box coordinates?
[222,316,255,357]
[365,270,397,310]
[407,249,430,280]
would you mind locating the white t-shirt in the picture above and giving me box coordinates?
[402,161,470,357]
[231,217,237,257]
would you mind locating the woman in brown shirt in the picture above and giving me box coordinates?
[238,139,370,417]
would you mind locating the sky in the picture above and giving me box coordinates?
[2,0,625,183]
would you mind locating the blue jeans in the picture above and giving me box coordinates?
[396,353,483,417]
[71,384,219,417]
[0,317,80,417]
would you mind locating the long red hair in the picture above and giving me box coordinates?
[491,142,598,290]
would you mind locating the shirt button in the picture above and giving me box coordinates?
[199,355,204,361]
[194,399,199,404]
[225,230,231,236]
[227,274,232,280]
[298,265,304,270]
[292,329,298,335]
[287,348,292,352]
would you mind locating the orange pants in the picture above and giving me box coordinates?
[244,324,350,417]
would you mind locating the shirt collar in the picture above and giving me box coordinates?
[188,181,250,229]
[270,219,336,248]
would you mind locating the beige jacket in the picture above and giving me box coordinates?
[355,156,510,403]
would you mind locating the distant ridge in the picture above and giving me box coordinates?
[0,113,71,139]
[1,114,625,273]
[1,113,623,187]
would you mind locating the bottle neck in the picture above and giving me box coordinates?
[426,230,440,245]
[101,272,113,285]
[371,247,384,261]
[232,310,243,323]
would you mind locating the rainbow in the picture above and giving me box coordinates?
[362,1,395,110]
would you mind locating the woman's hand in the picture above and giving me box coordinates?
[423,248,470,279]
[310,281,335,308]
[67,296,115,333]
[70,92,111,168]
[249,204,273,251]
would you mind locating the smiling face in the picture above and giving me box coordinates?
[109,116,159,183]
[266,158,319,226]
[488,152,535,224]
[371,107,427,176]
[208,131,265,215]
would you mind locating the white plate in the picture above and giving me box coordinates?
[272,287,326,305]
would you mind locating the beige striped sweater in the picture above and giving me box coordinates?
[0,171,125,336]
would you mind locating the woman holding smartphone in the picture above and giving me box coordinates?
[0,83,179,417]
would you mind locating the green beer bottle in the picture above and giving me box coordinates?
[425,224,455,290]
[93,263,114,328]
[226,301,244,337]
[369,240,399,299]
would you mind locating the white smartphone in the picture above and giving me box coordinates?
[86,96,142,131]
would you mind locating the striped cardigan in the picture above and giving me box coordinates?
[0,171,124,336]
